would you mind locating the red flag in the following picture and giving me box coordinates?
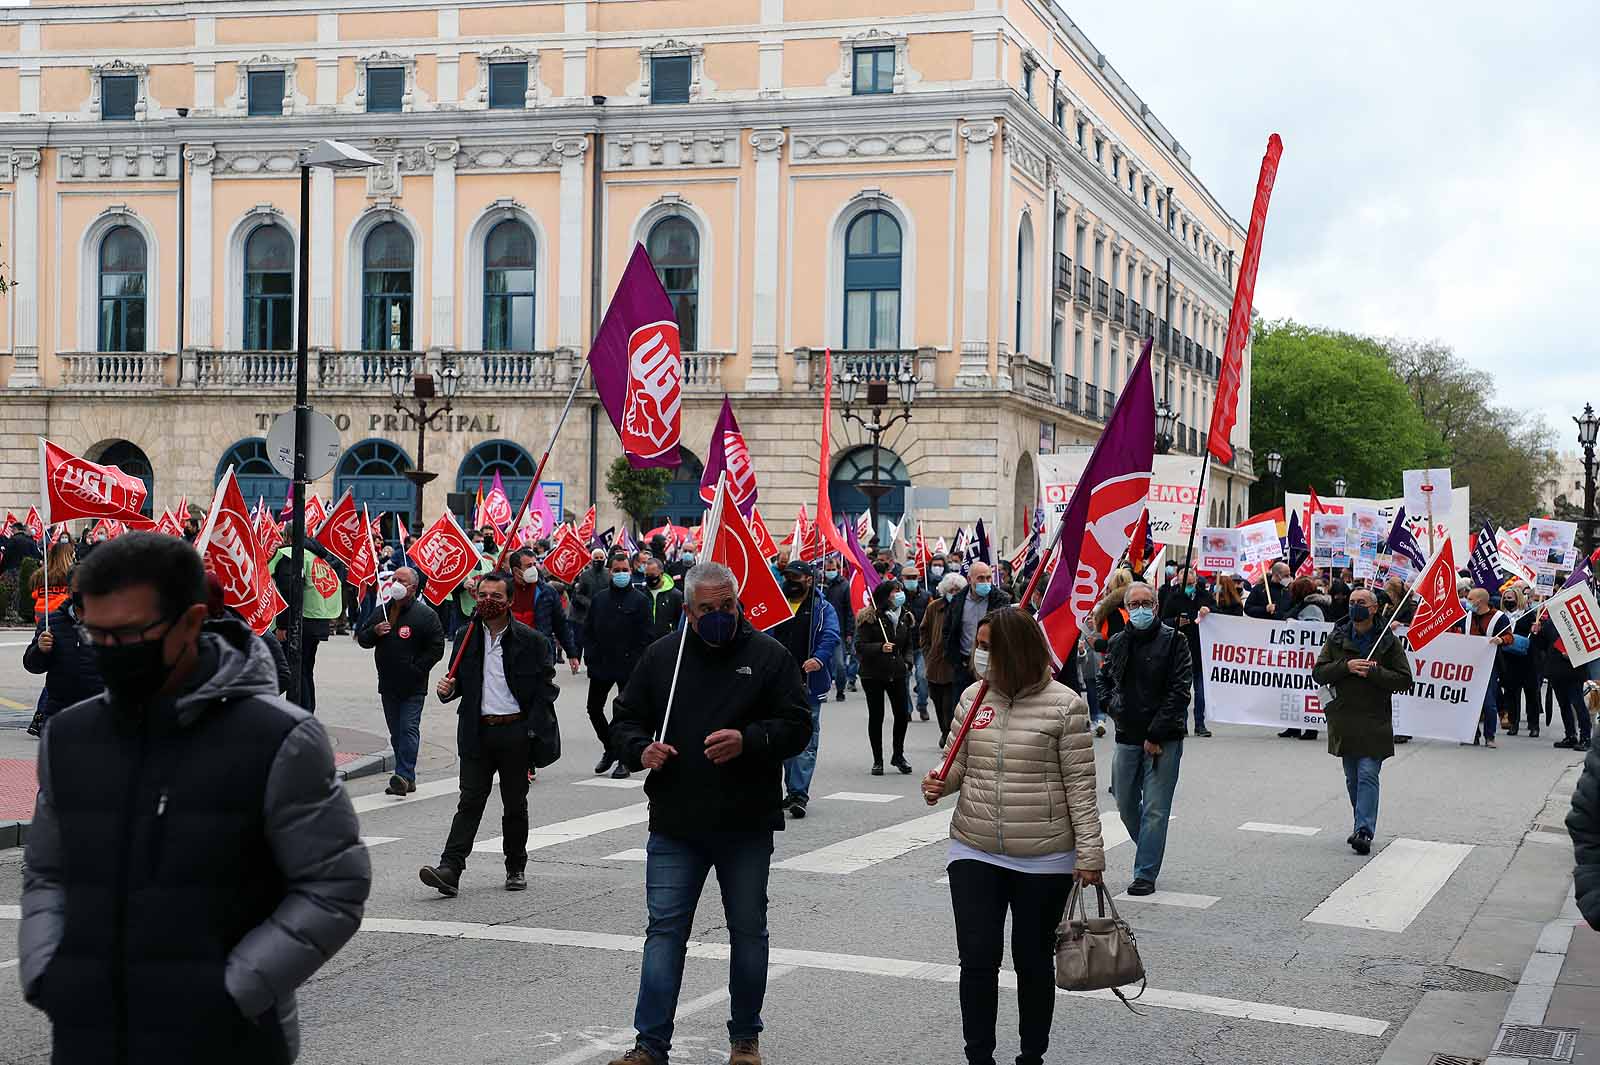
[1127,509,1152,573]
[916,521,931,576]
[411,511,479,605]
[1404,540,1467,653]
[748,507,779,560]
[39,438,150,524]
[814,350,854,560]
[541,524,592,585]
[576,504,597,545]
[1207,134,1283,464]
[707,475,792,632]
[314,489,367,573]
[3,511,16,530]
[1307,486,1325,516]
[254,498,280,554]
[197,468,285,635]
[24,505,43,541]
[345,505,378,592]
[154,509,185,537]
[473,480,486,529]
[483,472,515,531]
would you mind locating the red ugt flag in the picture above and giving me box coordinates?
[541,524,593,585]
[1404,540,1467,652]
[197,467,285,635]
[39,438,150,524]
[707,475,792,632]
[411,511,480,606]
[315,489,368,573]
[1207,134,1283,465]
[589,244,683,469]
[576,504,597,546]
[748,506,779,561]
[24,505,43,541]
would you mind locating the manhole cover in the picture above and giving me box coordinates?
[1427,1055,1482,1065]
[1420,966,1515,993]
[1492,1025,1579,1061]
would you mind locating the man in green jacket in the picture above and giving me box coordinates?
[1312,587,1414,856]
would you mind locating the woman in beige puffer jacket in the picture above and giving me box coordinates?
[922,606,1103,1065]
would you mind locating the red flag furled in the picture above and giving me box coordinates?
[3,511,16,530]
[154,509,185,538]
[473,479,486,529]
[1127,509,1153,574]
[916,521,931,576]
[1403,540,1467,653]
[813,350,854,560]
[576,504,597,546]
[197,467,285,635]
[541,523,593,585]
[1207,134,1283,465]
[314,489,367,572]
[706,474,792,632]
[39,438,150,525]
[24,505,43,541]
[412,511,481,606]
[589,243,684,469]
[748,507,779,560]
[346,505,378,592]
[698,396,759,515]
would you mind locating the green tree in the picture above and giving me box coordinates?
[1249,320,1439,512]
[605,455,670,532]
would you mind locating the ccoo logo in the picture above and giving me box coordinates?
[621,320,683,458]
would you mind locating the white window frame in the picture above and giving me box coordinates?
[636,39,707,104]
[462,199,549,351]
[79,205,159,351]
[629,195,716,352]
[825,190,916,351]
[471,46,539,110]
[225,55,300,117]
[343,206,426,350]
[90,59,149,121]
[351,50,420,113]
[224,205,299,350]
[834,28,914,95]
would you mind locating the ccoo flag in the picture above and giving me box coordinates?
[1036,337,1157,665]
[1467,520,1502,593]
[589,243,683,469]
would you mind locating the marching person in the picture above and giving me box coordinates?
[771,560,840,818]
[1568,736,1600,929]
[583,552,655,779]
[1097,580,1191,896]
[922,572,968,750]
[1313,587,1415,855]
[420,571,559,896]
[1160,566,1214,738]
[641,555,685,640]
[272,536,346,712]
[572,547,611,664]
[1500,586,1541,738]
[1539,612,1592,751]
[510,549,576,663]
[900,563,933,720]
[22,569,102,736]
[605,562,812,1065]
[856,578,918,775]
[28,540,73,625]
[19,533,369,1062]
[823,557,858,699]
[1458,588,1514,747]
[356,567,446,796]
[1245,561,1294,619]
[944,561,1012,694]
[921,606,1105,1065]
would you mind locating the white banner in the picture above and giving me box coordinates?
[1039,452,1203,546]
[1199,527,1243,573]
[1198,614,1496,743]
[1402,468,1453,520]
[1286,488,1471,563]
[1546,581,1600,668]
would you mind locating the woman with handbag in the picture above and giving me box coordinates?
[921,606,1105,1065]
[856,578,917,775]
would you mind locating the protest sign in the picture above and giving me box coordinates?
[1402,468,1453,520]
[1522,519,1578,580]
[1286,488,1470,560]
[1198,614,1495,743]
[1199,527,1243,573]
[1239,520,1283,565]
[1312,513,1349,570]
[1545,580,1600,668]
[1037,452,1200,546]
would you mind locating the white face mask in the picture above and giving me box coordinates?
[972,647,991,677]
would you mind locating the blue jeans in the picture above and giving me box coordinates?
[1190,659,1207,731]
[1083,675,1105,724]
[1342,756,1381,836]
[635,831,774,1061]
[783,699,823,805]
[1480,668,1499,741]
[912,650,929,713]
[1112,739,1183,883]
[380,690,425,783]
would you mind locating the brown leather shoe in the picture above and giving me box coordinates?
[729,1037,763,1065]
[605,1048,663,1065]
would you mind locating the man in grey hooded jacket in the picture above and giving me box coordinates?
[18,532,370,1064]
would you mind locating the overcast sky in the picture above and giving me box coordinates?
[1070,2,1598,453]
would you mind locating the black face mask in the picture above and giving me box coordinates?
[647,574,662,588]
[782,579,806,599]
[95,630,178,707]
[1348,603,1372,623]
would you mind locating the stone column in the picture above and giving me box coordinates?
[554,135,589,348]
[427,140,459,350]
[184,145,216,349]
[9,150,40,386]
[957,121,997,388]
[310,167,335,347]
[748,129,786,392]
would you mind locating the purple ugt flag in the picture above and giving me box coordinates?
[1384,506,1427,571]
[974,519,993,566]
[1467,520,1502,593]
[588,244,683,470]
[843,515,882,595]
[698,396,758,516]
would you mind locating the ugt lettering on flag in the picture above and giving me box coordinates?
[590,244,683,469]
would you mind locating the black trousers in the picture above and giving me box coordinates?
[930,681,957,745]
[948,859,1074,1065]
[441,723,532,874]
[863,676,910,764]
[587,678,617,748]
[295,632,324,714]
[1500,660,1541,733]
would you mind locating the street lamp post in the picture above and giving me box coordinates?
[1154,401,1178,455]
[1577,404,1599,559]
[836,365,917,541]
[287,139,379,706]
[390,361,461,536]
[1333,476,1348,498]
[1265,449,1283,502]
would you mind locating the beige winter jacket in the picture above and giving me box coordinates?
[943,677,1105,869]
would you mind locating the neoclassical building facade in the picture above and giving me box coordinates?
[0,0,1255,548]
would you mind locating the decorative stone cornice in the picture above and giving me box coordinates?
[961,121,998,146]
[790,124,953,164]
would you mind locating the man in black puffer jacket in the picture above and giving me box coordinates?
[605,562,812,1065]
[582,552,655,779]
[18,533,369,1065]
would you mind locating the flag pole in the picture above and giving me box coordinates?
[1178,451,1212,578]
[658,470,727,743]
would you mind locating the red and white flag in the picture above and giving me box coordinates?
[300,494,328,537]
[576,504,597,546]
[707,473,792,632]
[315,489,368,573]
[1404,540,1467,653]
[39,438,150,525]
[197,467,285,635]
[915,521,930,576]
[483,472,515,531]
[154,509,185,538]
[542,524,593,585]
[748,507,779,561]
[855,511,873,543]
[345,505,379,592]
[411,511,481,606]
[24,505,43,541]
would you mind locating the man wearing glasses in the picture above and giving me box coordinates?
[18,533,370,1062]
[419,570,559,896]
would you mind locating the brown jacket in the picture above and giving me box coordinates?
[943,677,1105,868]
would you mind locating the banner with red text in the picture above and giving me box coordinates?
[1038,452,1206,546]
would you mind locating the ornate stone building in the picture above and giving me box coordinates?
[0,0,1255,547]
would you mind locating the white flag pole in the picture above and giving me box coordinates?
[657,471,728,745]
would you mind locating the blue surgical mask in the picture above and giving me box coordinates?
[1184,584,1195,596]
[930,566,945,579]
[974,582,993,598]
[824,570,839,581]
[695,609,739,645]
[611,571,632,589]
[681,552,695,564]
[891,591,906,608]
[1129,606,1156,630]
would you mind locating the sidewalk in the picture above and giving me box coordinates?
[1540,919,1599,1062]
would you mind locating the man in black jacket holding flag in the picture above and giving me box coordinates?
[605,562,812,1065]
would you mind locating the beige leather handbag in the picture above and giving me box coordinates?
[1055,882,1147,1012]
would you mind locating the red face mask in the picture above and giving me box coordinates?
[476,598,508,620]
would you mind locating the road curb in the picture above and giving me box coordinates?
[0,819,24,850]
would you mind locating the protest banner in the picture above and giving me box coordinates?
[1037,452,1204,546]
[1312,513,1349,570]
[1522,518,1578,581]
[1198,614,1495,743]
[1545,580,1600,668]
[1199,528,1242,573]
[1286,488,1470,560]
[1239,520,1283,565]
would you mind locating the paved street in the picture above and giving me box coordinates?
[0,633,1589,1064]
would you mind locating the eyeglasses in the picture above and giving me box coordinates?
[77,613,177,647]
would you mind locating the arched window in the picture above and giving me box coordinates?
[647,217,699,351]
[483,219,536,351]
[243,225,294,351]
[334,438,415,520]
[457,439,537,513]
[843,210,901,349]
[1015,216,1034,355]
[217,437,289,504]
[829,444,910,538]
[98,225,147,352]
[362,222,414,351]
[652,446,706,527]
[94,439,154,517]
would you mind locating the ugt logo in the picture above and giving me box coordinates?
[621,320,683,458]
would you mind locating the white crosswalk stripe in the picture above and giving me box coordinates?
[0,904,19,920]
[823,792,902,803]
[1114,889,1220,909]
[603,849,648,862]
[776,809,954,874]
[360,837,400,849]
[474,801,650,854]
[350,778,458,814]
[1304,838,1474,932]
[1240,822,1321,836]
[574,777,646,790]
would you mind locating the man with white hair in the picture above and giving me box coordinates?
[606,562,814,1065]
[354,566,444,796]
